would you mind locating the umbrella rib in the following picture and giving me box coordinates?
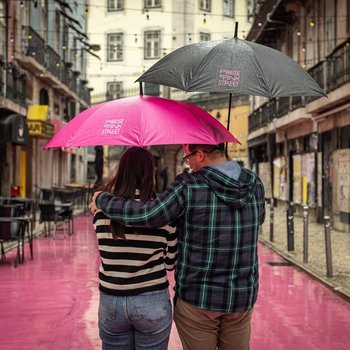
[186,40,223,91]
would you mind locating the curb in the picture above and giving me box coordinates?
[259,237,350,302]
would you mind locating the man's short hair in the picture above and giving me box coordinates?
[188,143,225,154]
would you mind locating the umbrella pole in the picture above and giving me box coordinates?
[139,82,143,95]
[225,93,232,159]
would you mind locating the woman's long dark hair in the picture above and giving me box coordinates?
[102,147,156,239]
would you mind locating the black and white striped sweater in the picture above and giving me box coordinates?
[93,209,177,296]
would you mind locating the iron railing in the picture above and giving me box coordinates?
[327,41,350,92]
[248,40,350,133]
[21,26,90,105]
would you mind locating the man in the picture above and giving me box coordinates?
[90,144,265,350]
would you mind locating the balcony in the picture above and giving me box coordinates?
[327,41,350,92]
[249,41,350,133]
[0,60,26,107]
[18,26,90,106]
[22,26,46,69]
[46,46,62,80]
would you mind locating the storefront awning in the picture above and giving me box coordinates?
[0,114,29,146]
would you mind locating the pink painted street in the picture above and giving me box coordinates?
[0,214,349,350]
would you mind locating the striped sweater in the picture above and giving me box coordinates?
[93,210,177,296]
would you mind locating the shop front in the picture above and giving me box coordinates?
[0,113,29,196]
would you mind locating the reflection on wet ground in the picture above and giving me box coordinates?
[0,215,349,349]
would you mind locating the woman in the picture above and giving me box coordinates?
[93,147,177,350]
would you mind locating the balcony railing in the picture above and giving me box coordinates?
[327,41,350,92]
[46,46,62,80]
[248,40,350,133]
[22,26,46,67]
[21,26,90,105]
[0,60,26,107]
[307,61,326,103]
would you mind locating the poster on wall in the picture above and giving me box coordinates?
[337,149,350,214]
[273,157,287,201]
[279,157,287,200]
[293,155,302,204]
[301,153,316,206]
[317,152,322,207]
[273,157,281,199]
[258,162,272,198]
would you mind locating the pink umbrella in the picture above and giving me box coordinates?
[44,95,240,148]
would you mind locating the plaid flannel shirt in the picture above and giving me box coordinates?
[97,165,265,312]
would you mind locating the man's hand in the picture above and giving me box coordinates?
[90,191,102,214]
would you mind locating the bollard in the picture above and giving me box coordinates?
[324,216,333,278]
[287,202,294,251]
[303,205,309,263]
[270,198,274,242]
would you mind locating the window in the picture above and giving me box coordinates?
[247,0,253,22]
[107,82,123,100]
[144,0,161,8]
[107,33,123,61]
[200,32,211,42]
[108,0,123,11]
[200,0,211,11]
[223,0,234,17]
[144,31,161,59]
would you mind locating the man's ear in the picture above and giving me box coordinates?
[197,149,206,162]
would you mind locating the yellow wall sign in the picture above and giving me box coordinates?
[27,105,49,121]
[28,120,54,138]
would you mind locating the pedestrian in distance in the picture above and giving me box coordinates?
[90,143,265,350]
[92,146,177,350]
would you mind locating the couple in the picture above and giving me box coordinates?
[90,144,265,350]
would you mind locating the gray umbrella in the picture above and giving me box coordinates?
[137,31,326,98]
[136,24,326,137]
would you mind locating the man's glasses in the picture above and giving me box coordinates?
[182,150,198,164]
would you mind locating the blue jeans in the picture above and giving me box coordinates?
[98,289,172,350]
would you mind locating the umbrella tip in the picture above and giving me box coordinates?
[234,22,238,38]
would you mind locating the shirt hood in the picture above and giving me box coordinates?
[198,162,259,209]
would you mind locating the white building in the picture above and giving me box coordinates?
[86,0,253,183]
[87,0,252,101]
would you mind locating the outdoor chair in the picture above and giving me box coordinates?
[0,219,25,267]
[0,204,22,217]
[38,202,71,238]
[54,201,74,236]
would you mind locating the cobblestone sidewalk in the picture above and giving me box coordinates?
[259,203,350,299]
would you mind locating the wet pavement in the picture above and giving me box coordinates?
[0,214,349,349]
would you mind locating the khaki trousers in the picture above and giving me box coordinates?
[174,298,253,350]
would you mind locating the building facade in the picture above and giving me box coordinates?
[86,0,253,181]
[247,0,350,231]
[0,0,92,198]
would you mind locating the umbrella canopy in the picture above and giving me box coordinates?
[136,37,326,98]
[44,95,239,149]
